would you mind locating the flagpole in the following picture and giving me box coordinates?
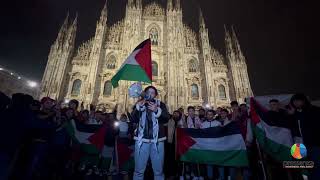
[256,138,268,180]
[124,81,128,112]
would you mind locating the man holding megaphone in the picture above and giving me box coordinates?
[131,86,169,180]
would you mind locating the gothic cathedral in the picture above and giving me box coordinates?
[40,0,253,113]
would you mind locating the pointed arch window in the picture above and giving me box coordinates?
[218,84,226,99]
[191,84,199,99]
[103,81,112,96]
[149,27,159,46]
[71,79,82,96]
[188,59,198,73]
[106,55,116,69]
[152,61,158,76]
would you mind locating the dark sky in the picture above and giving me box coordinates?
[0,0,319,99]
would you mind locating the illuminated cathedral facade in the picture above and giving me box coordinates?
[40,0,253,113]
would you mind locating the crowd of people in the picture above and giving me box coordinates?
[0,88,319,180]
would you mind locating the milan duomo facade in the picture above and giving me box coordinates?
[40,0,253,113]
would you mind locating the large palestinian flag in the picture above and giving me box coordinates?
[65,120,105,153]
[111,39,152,88]
[65,120,113,167]
[176,122,248,167]
[250,97,294,161]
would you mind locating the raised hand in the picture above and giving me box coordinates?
[147,101,158,112]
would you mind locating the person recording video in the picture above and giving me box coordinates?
[131,86,169,180]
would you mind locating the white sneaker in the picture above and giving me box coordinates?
[192,177,199,180]
[180,176,184,180]
[198,176,204,180]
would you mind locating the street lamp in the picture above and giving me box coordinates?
[27,81,37,88]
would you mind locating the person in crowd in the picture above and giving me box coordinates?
[80,109,90,124]
[92,110,104,125]
[261,99,299,180]
[49,107,73,179]
[230,101,241,121]
[165,110,183,180]
[198,108,206,122]
[289,93,320,180]
[177,107,186,127]
[186,106,201,129]
[22,96,58,178]
[238,103,254,180]
[30,100,41,114]
[201,109,221,128]
[1,93,34,179]
[266,99,295,128]
[184,106,203,180]
[201,110,223,180]
[220,108,231,126]
[131,86,169,180]
[219,108,239,180]
[68,99,79,116]
[215,107,222,120]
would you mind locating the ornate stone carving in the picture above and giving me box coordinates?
[107,21,124,44]
[73,39,93,62]
[143,2,165,17]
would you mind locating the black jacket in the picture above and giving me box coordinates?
[291,105,320,147]
[131,101,169,140]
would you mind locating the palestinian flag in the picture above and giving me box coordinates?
[250,97,294,161]
[111,39,152,88]
[116,138,135,171]
[176,122,248,167]
[65,120,105,153]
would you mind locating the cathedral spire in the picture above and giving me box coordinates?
[199,8,205,29]
[69,13,78,34]
[231,25,243,59]
[136,0,142,9]
[224,25,233,58]
[167,0,173,11]
[175,0,181,10]
[99,0,108,23]
[55,12,69,47]
[128,0,134,8]
[65,13,77,49]
[57,13,69,37]
[71,13,78,28]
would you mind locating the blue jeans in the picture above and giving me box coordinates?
[207,165,224,180]
[216,167,248,180]
[133,141,164,180]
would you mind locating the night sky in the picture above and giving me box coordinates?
[0,0,319,99]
